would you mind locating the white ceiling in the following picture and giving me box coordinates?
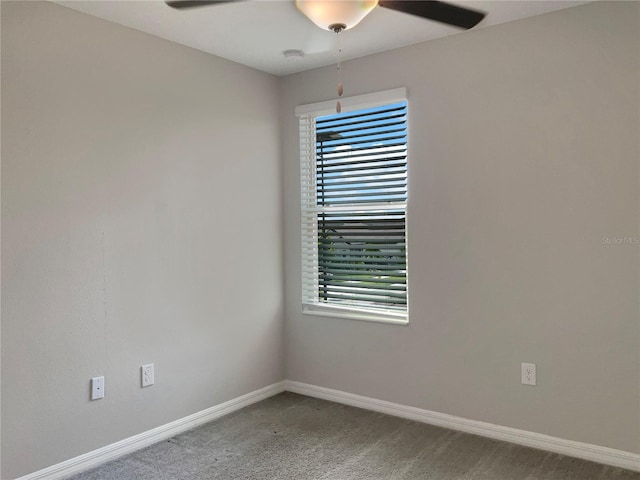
[55,0,591,76]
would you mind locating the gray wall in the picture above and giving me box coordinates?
[1,2,283,478]
[282,1,639,454]
[1,1,639,478]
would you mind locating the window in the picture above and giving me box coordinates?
[296,88,408,325]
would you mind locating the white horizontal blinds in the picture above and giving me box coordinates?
[316,104,407,205]
[300,114,319,306]
[318,209,407,309]
[301,98,408,316]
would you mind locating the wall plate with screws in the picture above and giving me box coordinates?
[142,364,154,387]
[521,363,536,386]
[91,376,105,400]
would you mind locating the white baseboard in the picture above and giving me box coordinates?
[16,379,640,479]
[284,380,640,472]
[16,381,286,480]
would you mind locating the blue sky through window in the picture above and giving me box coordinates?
[315,101,407,206]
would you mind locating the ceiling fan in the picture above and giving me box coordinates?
[166,1,486,111]
[166,1,485,32]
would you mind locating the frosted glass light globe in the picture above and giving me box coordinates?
[295,0,378,31]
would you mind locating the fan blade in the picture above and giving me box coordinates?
[378,1,485,29]
[166,0,240,9]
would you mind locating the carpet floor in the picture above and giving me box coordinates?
[66,392,639,480]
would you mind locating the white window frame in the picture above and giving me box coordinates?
[296,88,409,325]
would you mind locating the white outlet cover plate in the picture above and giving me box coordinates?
[142,364,154,387]
[521,363,536,386]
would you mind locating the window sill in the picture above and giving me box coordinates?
[302,304,409,326]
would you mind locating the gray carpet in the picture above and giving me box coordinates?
[66,392,639,480]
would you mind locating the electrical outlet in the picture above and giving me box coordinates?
[521,363,536,386]
[91,376,105,400]
[141,364,154,387]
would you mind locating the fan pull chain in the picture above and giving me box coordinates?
[335,28,343,113]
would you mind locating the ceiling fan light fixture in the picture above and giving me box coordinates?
[295,0,378,31]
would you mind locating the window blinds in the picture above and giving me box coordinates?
[300,94,408,321]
